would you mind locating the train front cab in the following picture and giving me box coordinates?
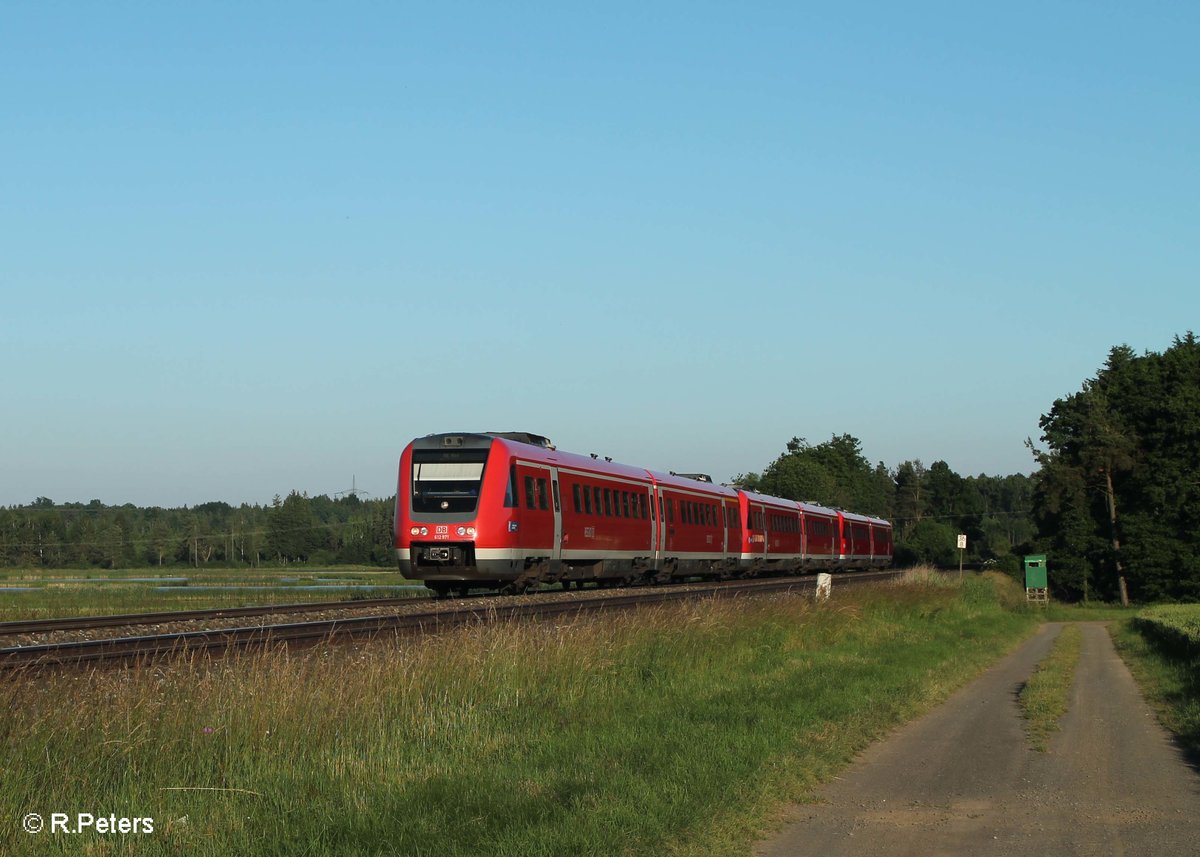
[397,433,542,592]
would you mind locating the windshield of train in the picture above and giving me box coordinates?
[411,448,489,514]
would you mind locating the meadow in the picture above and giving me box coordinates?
[0,567,422,622]
[1,571,1040,856]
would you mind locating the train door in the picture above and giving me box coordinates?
[798,510,806,562]
[751,503,767,559]
[648,478,661,571]
[550,466,562,574]
[514,461,555,563]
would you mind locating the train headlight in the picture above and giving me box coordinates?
[466,527,476,536]
[410,527,420,536]
[456,526,466,536]
[419,527,428,536]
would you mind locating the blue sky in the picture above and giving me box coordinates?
[2,1,1197,507]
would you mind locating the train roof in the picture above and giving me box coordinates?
[480,434,739,497]
[797,501,839,517]
[739,489,807,510]
[840,510,892,526]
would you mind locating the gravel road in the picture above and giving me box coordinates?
[757,622,1200,856]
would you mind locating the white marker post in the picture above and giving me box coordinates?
[815,572,832,602]
[957,533,967,579]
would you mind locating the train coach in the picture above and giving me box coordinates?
[395,431,892,596]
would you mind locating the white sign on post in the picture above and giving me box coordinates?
[815,573,832,602]
[957,534,967,550]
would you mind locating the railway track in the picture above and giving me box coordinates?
[0,595,428,636]
[0,569,902,672]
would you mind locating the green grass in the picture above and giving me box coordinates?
[0,571,1038,856]
[1112,616,1200,760]
[1018,623,1083,751]
[0,566,422,621]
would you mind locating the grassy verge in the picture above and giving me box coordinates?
[1111,616,1200,760]
[0,571,1037,856]
[0,567,421,621]
[1018,623,1082,751]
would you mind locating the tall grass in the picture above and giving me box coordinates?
[1131,603,1200,656]
[1,573,1037,856]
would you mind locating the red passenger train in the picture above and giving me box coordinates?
[395,432,892,596]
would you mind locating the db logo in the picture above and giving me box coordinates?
[435,526,449,535]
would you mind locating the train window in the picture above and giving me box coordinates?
[682,502,690,525]
[572,484,581,514]
[537,478,549,511]
[667,498,674,524]
[524,476,536,510]
[603,488,612,516]
[583,484,592,515]
[504,465,518,508]
[623,491,631,518]
[594,487,602,516]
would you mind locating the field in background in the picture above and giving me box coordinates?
[1,571,1039,857]
[0,566,422,622]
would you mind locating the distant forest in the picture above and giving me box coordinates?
[2,333,1196,603]
[0,493,397,571]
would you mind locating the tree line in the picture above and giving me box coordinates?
[0,493,396,569]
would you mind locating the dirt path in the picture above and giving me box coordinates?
[756,623,1200,856]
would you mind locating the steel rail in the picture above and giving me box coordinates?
[0,570,901,672]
